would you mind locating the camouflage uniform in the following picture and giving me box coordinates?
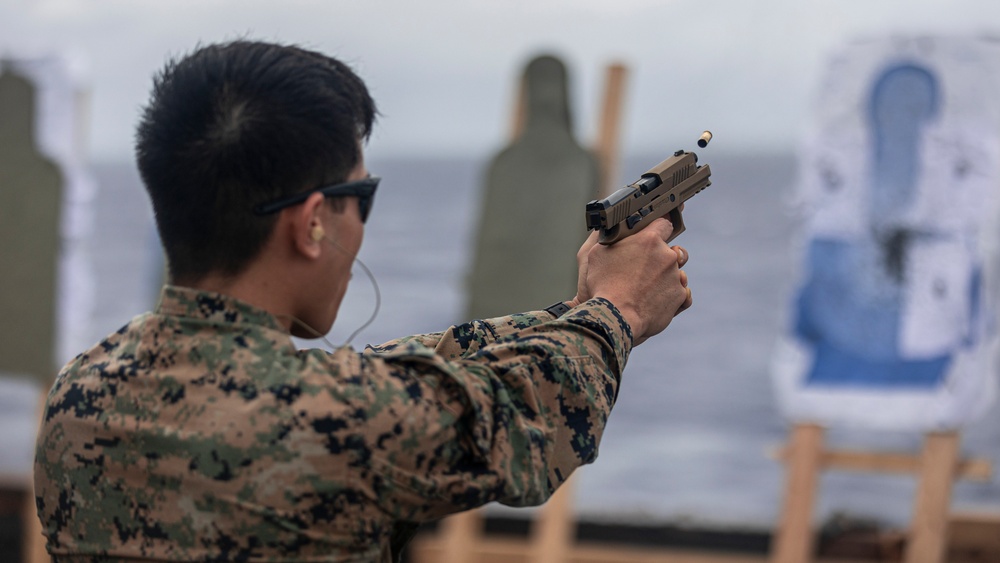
[34,285,633,562]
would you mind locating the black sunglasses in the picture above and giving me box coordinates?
[253,176,380,222]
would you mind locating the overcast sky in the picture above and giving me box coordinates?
[2,0,999,161]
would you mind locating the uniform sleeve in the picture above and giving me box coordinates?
[366,310,557,360]
[348,298,633,522]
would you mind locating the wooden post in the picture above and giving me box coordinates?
[437,510,483,563]
[529,474,576,563]
[22,391,48,563]
[770,423,825,563]
[904,431,960,563]
[510,77,527,141]
[593,63,629,199]
[23,490,44,563]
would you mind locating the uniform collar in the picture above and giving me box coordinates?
[156,285,288,332]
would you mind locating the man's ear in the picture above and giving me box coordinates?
[290,192,328,260]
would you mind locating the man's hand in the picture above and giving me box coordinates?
[568,217,692,345]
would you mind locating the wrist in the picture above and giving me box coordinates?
[593,294,644,340]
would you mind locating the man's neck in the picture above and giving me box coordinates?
[184,261,300,332]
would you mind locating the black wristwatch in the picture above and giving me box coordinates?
[544,301,572,318]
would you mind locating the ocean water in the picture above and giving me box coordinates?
[6,151,998,531]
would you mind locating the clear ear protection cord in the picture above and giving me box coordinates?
[280,237,381,349]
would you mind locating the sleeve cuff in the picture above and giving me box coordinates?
[557,297,634,375]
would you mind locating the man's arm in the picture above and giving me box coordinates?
[334,297,632,523]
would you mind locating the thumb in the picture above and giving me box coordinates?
[644,217,675,242]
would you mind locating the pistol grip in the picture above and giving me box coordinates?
[666,207,686,244]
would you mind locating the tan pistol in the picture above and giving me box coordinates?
[586,131,713,244]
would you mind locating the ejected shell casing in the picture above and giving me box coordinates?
[697,130,713,148]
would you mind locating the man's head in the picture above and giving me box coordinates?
[136,40,377,284]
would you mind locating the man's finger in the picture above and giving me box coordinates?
[672,245,688,268]
[644,217,675,242]
[677,287,693,315]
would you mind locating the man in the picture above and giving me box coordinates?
[34,40,692,562]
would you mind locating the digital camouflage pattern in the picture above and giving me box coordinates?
[34,285,633,562]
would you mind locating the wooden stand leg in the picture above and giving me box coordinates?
[904,431,959,563]
[437,510,483,563]
[529,474,575,563]
[23,482,46,563]
[771,423,825,563]
[23,389,49,563]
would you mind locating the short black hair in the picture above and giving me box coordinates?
[135,40,377,283]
